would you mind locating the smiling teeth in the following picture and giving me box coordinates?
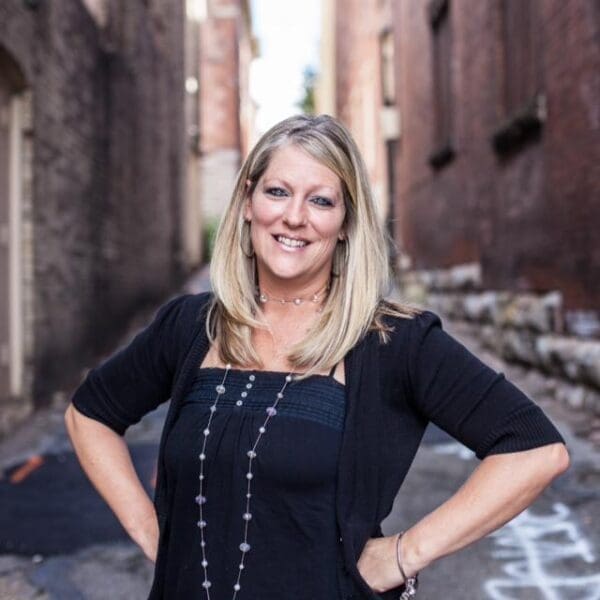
[276,236,307,248]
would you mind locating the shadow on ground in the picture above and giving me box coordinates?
[0,444,157,556]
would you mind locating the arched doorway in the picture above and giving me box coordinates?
[0,46,29,408]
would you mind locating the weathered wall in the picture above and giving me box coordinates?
[0,0,186,413]
[392,0,600,312]
[334,0,389,218]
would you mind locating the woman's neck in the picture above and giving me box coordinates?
[257,277,329,304]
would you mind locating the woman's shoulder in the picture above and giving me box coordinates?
[148,291,215,345]
[370,302,447,363]
[163,290,214,320]
[376,300,442,337]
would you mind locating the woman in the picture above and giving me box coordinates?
[65,114,569,599]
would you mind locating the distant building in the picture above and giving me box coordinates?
[195,0,258,223]
[319,0,599,332]
[316,0,400,262]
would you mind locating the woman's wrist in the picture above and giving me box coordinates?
[396,529,428,578]
[394,531,422,598]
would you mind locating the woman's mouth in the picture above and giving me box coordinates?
[272,235,309,249]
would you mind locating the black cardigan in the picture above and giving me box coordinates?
[71,292,565,599]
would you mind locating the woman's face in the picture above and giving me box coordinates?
[244,144,346,291]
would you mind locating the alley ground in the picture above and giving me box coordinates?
[0,267,598,599]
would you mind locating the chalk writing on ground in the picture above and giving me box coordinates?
[484,502,600,600]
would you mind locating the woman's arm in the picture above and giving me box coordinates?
[358,441,570,593]
[64,403,159,562]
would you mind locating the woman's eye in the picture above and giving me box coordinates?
[265,188,333,207]
[311,196,334,207]
[266,187,287,197]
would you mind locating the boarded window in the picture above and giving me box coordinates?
[428,0,455,168]
[380,29,396,107]
[492,0,544,155]
[501,0,540,115]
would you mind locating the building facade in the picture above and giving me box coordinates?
[391,0,599,322]
[320,0,599,325]
[319,0,600,415]
[316,0,401,261]
[196,0,256,224]
[0,0,191,434]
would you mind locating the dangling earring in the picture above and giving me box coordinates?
[241,219,255,258]
[331,238,348,277]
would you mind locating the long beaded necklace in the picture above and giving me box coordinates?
[196,364,294,598]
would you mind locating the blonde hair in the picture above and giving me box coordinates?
[207,114,420,378]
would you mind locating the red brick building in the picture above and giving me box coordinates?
[196,0,256,222]
[318,0,396,228]
[319,0,599,330]
[392,0,599,315]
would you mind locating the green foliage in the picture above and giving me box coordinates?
[297,65,318,115]
[203,217,220,263]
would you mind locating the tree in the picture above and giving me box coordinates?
[297,65,317,115]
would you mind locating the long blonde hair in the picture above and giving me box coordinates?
[207,114,420,378]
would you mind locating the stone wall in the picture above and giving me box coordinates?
[401,264,600,418]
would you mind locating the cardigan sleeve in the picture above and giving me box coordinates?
[407,310,566,459]
[70,294,193,436]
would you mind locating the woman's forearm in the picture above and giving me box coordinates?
[64,403,158,558]
[358,442,569,593]
[400,442,570,575]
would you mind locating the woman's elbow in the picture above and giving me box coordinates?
[536,442,570,482]
[64,402,85,436]
[549,442,571,477]
[64,402,75,425]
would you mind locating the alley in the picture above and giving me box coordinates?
[1,0,599,598]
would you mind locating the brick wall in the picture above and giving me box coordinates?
[200,0,241,155]
[392,0,599,312]
[0,0,186,409]
[198,0,243,220]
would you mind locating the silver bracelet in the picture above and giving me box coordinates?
[396,531,419,599]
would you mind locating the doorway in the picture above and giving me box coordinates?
[0,47,29,407]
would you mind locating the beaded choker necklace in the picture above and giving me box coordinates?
[255,284,329,308]
[196,364,294,598]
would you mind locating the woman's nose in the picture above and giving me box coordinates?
[282,196,307,227]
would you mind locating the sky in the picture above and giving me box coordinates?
[249,0,321,137]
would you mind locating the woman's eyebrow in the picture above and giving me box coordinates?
[263,178,340,197]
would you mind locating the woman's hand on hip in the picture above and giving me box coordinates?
[356,535,404,593]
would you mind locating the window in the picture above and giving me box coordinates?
[380,28,396,107]
[428,0,455,169]
[492,0,545,155]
